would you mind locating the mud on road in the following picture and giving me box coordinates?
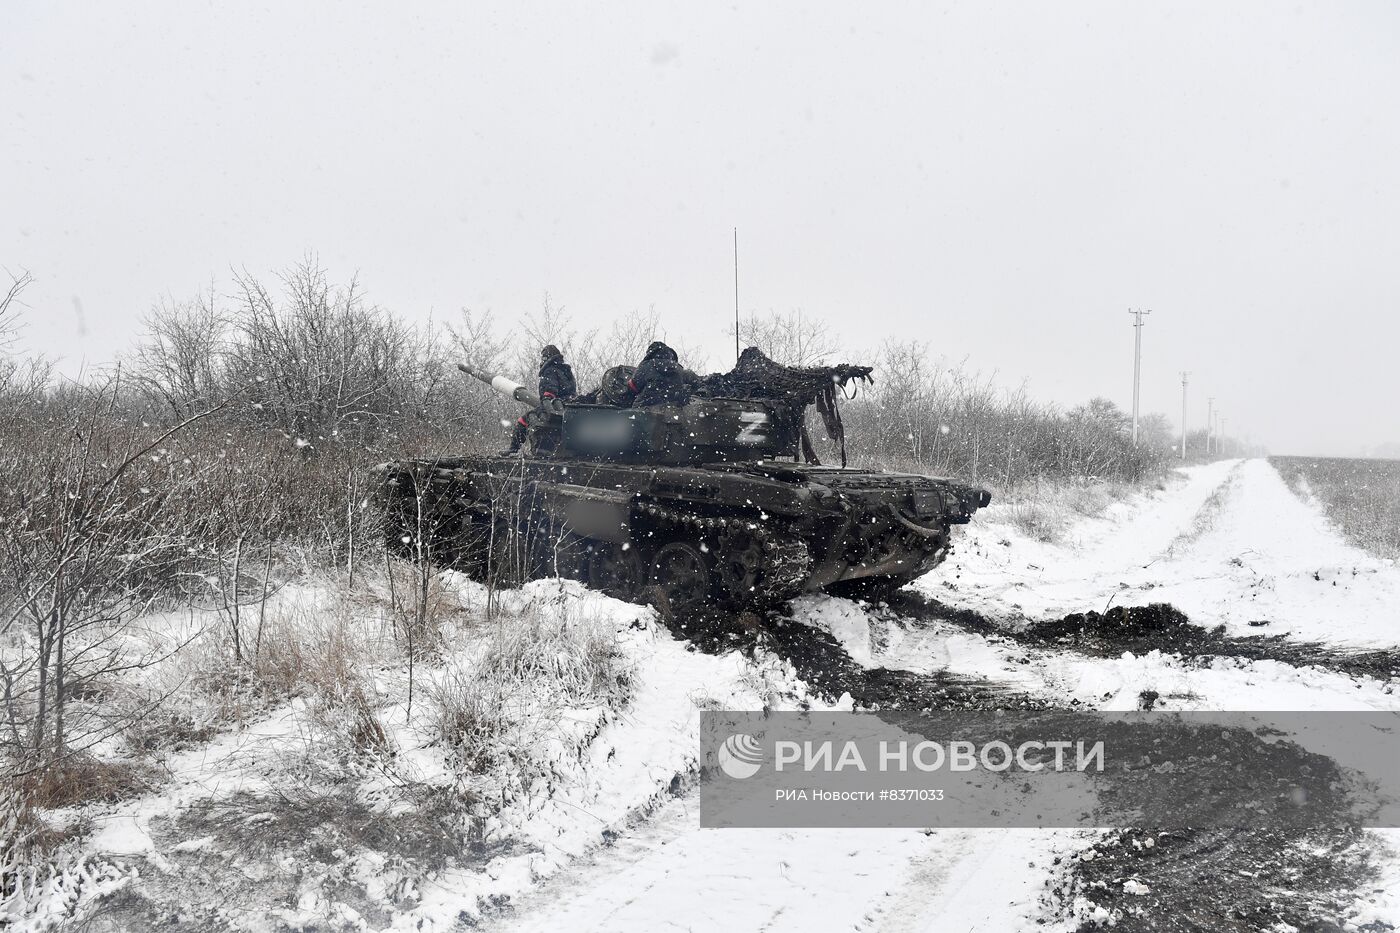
[661,597,1397,932]
[659,604,1050,710]
[888,591,1400,683]
[1056,825,1385,933]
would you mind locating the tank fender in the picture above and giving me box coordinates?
[542,483,633,543]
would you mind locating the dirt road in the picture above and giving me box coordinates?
[479,459,1400,932]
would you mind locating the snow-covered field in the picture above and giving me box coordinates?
[10,458,1400,932]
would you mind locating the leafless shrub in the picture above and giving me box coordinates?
[0,270,31,351]
[432,597,632,780]
[17,754,154,810]
[1003,500,1070,543]
[133,288,228,419]
[739,309,836,367]
[0,374,238,787]
[381,555,460,723]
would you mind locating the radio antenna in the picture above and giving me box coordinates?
[733,227,740,364]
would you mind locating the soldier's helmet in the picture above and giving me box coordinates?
[541,344,563,364]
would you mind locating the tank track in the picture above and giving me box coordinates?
[636,500,811,602]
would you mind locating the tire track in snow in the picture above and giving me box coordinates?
[934,459,1400,650]
[785,592,1398,932]
[887,591,1400,685]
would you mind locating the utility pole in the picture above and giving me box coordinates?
[1180,371,1189,460]
[1206,396,1215,456]
[733,228,741,364]
[1128,309,1151,445]
[1219,417,1228,457]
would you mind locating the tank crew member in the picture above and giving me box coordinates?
[627,341,700,407]
[507,344,577,453]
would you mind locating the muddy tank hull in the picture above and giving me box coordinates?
[375,455,991,611]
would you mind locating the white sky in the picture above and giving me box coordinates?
[3,1,1398,456]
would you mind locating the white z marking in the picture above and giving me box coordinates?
[737,411,770,444]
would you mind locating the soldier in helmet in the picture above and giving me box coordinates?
[506,344,577,453]
[627,341,700,407]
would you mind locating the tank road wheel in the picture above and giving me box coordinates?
[715,536,765,604]
[586,543,645,601]
[649,541,714,616]
[614,547,645,599]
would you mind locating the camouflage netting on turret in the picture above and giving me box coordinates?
[701,347,874,465]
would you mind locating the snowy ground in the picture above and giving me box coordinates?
[14,458,1400,931]
[938,458,1400,647]
[471,458,1400,933]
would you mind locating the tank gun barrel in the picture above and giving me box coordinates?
[457,362,563,413]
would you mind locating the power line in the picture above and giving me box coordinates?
[1128,308,1151,445]
[1180,371,1190,460]
[1206,396,1215,456]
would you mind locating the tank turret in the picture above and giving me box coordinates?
[459,359,797,465]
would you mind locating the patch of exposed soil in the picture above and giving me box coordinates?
[656,604,1049,711]
[759,614,1051,711]
[1053,826,1388,932]
[889,592,1400,682]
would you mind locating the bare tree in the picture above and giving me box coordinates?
[133,288,229,418]
[218,259,451,448]
[0,270,31,351]
[739,310,837,367]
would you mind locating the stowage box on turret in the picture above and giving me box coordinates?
[375,349,991,614]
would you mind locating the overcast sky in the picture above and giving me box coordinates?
[4,1,1397,456]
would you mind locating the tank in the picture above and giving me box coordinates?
[374,351,992,614]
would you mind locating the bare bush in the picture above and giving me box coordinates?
[739,309,837,367]
[0,379,234,782]
[0,270,31,351]
[226,261,451,448]
[432,596,632,780]
[1003,500,1070,543]
[133,289,228,419]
